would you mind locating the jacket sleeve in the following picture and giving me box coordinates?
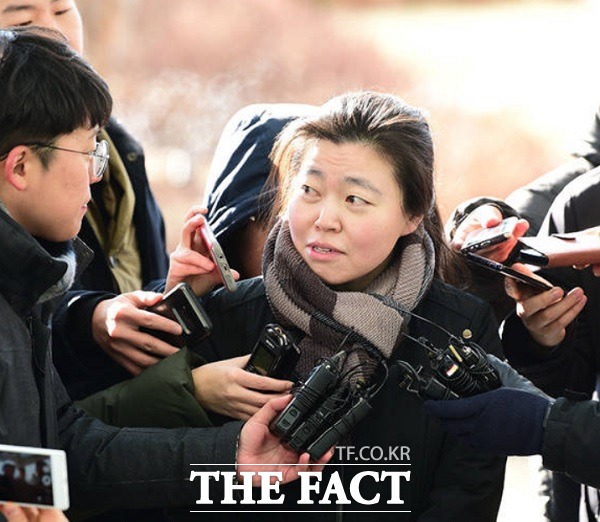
[52,289,134,400]
[53,364,241,511]
[419,298,506,521]
[446,105,600,242]
[501,312,594,398]
[543,397,600,489]
[75,347,213,429]
[504,157,593,234]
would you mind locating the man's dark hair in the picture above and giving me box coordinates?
[0,27,112,163]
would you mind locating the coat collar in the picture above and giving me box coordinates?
[0,210,93,315]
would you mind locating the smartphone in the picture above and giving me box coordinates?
[463,252,554,293]
[461,217,519,253]
[199,223,237,292]
[0,444,69,511]
[143,282,213,347]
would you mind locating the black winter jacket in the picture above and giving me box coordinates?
[52,118,169,400]
[204,103,316,268]
[196,277,506,521]
[543,397,600,490]
[0,199,240,514]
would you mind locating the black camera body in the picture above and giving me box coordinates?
[245,324,300,380]
[142,282,212,348]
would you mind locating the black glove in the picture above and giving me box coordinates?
[423,387,552,456]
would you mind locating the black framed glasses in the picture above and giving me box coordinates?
[34,139,110,179]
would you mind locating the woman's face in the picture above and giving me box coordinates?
[288,140,421,290]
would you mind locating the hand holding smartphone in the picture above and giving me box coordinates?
[0,445,69,511]
[461,217,520,254]
[199,223,237,292]
[143,282,212,347]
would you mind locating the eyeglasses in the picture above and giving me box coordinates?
[33,139,110,179]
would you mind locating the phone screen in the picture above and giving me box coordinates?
[199,223,237,292]
[0,446,69,510]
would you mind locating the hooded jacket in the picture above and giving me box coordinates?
[204,103,316,267]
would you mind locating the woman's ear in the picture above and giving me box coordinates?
[404,214,424,236]
[2,146,30,191]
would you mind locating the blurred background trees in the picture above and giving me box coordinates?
[78,0,600,250]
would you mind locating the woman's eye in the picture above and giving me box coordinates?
[14,20,33,27]
[55,9,71,16]
[301,184,316,196]
[347,195,368,205]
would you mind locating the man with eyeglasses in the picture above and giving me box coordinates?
[0,26,328,522]
[25,139,110,181]
[0,0,184,403]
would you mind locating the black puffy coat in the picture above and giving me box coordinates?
[192,276,506,522]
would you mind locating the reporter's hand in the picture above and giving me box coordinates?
[192,355,293,420]
[451,204,528,262]
[505,266,587,347]
[92,291,182,375]
[166,206,239,295]
[0,503,68,521]
[557,226,600,276]
[423,388,552,456]
[237,395,334,486]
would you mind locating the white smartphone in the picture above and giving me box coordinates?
[199,223,237,292]
[0,444,69,511]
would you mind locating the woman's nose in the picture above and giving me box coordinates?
[314,203,341,231]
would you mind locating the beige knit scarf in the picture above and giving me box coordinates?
[263,219,435,382]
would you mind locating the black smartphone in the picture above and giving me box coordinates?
[199,223,237,292]
[461,217,519,253]
[463,252,553,293]
[0,444,69,510]
[143,282,212,347]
